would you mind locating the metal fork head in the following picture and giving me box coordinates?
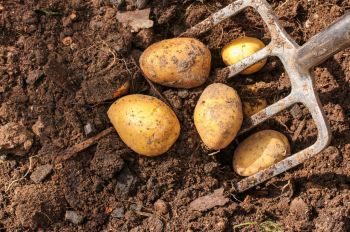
[182,0,350,192]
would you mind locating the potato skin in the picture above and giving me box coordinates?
[221,37,267,75]
[233,130,290,176]
[242,98,267,117]
[140,38,211,88]
[194,83,243,150]
[107,94,180,156]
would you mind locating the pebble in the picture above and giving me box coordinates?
[65,211,84,224]
[154,199,168,215]
[30,164,53,183]
[84,123,94,136]
[111,207,125,218]
[178,90,189,99]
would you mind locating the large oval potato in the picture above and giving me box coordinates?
[107,94,180,156]
[140,38,211,88]
[194,83,243,150]
[221,37,267,75]
[233,130,290,176]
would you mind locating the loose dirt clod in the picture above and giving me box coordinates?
[0,122,33,156]
[189,188,230,212]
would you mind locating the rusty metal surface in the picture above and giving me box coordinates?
[182,0,350,192]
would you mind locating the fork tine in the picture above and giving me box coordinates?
[239,94,296,134]
[180,0,248,37]
[225,45,272,79]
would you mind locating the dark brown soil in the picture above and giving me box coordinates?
[1,0,349,231]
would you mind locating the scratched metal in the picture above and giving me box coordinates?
[182,0,350,192]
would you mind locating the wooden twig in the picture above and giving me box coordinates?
[55,127,114,163]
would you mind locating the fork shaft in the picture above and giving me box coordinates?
[296,12,350,70]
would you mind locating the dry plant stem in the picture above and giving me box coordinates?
[5,156,35,192]
[55,127,115,163]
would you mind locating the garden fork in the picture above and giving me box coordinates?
[181,0,350,192]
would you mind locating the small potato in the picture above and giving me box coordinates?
[233,130,290,176]
[107,94,180,156]
[194,83,243,150]
[242,98,268,117]
[221,37,267,75]
[140,38,211,88]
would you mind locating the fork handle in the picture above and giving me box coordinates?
[296,12,350,70]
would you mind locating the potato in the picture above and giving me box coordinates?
[107,94,180,156]
[221,37,267,75]
[233,130,290,176]
[194,83,243,150]
[242,98,268,117]
[140,38,211,88]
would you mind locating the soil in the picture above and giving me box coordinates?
[0,0,349,231]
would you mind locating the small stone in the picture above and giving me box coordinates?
[154,199,168,215]
[30,164,53,183]
[0,5,4,11]
[111,207,125,218]
[65,211,84,224]
[178,90,189,99]
[84,123,94,136]
[62,36,73,46]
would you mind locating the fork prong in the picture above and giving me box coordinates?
[225,45,272,79]
[239,94,296,134]
[180,0,248,37]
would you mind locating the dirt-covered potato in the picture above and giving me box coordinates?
[233,130,290,176]
[107,94,180,156]
[140,38,211,88]
[194,83,243,150]
[221,37,267,75]
[242,98,268,117]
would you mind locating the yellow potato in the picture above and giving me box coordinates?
[221,37,267,75]
[242,98,268,117]
[107,94,180,156]
[233,130,290,176]
[140,38,211,88]
[194,83,243,150]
